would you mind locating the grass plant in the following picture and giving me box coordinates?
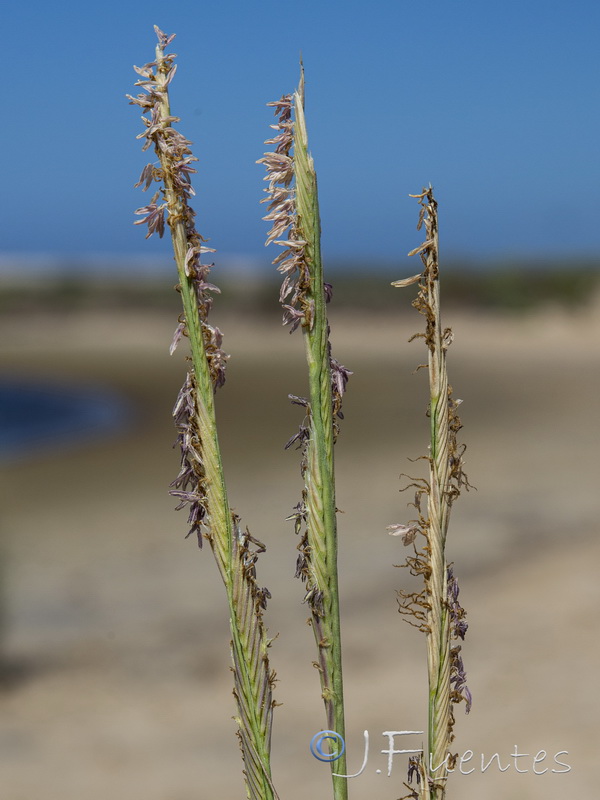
[258,69,351,800]
[128,27,277,800]
[390,187,471,800]
[128,29,470,800]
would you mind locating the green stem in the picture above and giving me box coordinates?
[294,88,348,800]
[153,43,275,800]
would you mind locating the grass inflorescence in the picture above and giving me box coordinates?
[129,27,278,800]
[391,187,471,800]
[258,68,351,800]
[128,29,472,800]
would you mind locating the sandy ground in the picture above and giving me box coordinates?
[1,301,599,799]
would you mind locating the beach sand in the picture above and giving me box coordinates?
[0,304,598,799]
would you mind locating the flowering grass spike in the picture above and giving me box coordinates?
[129,27,278,800]
[391,187,471,800]
[259,68,351,800]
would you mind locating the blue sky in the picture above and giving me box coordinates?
[3,0,599,270]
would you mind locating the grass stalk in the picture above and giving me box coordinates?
[391,187,471,800]
[129,27,277,800]
[258,70,350,800]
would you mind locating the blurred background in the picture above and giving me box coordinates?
[1,1,599,798]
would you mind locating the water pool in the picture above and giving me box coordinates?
[0,378,130,463]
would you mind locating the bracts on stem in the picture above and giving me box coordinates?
[389,188,471,800]
[129,27,277,800]
[258,70,351,800]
